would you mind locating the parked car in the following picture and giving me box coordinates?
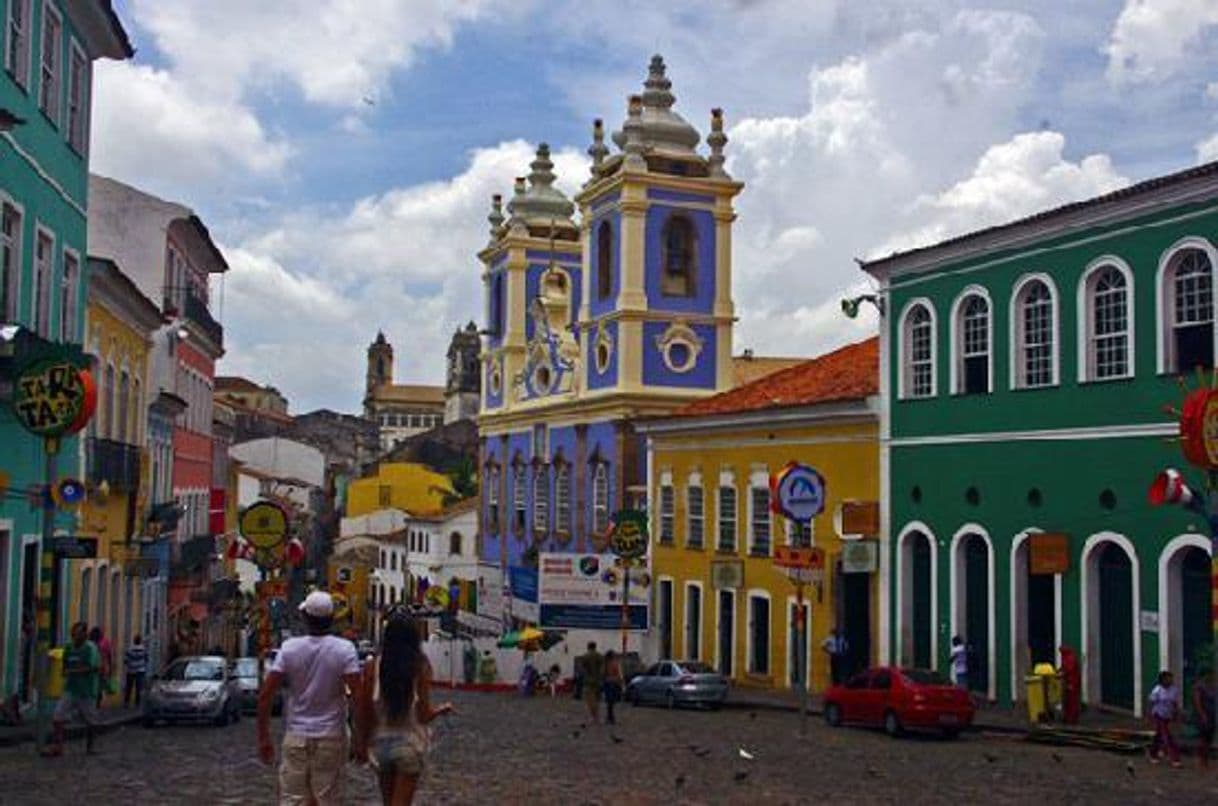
[823,666,974,738]
[626,660,729,709]
[143,656,242,727]
[231,657,282,714]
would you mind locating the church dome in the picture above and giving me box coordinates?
[611,55,701,157]
[506,143,575,227]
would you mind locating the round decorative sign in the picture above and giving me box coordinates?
[1178,388,1218,469]
[770,462,826,524]
[239,501,289,550]
[608,509,648,560]
[12,360,94,438]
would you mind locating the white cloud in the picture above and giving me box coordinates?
[91,62,294,195]
[1200,133,1218,162]
[1105,0,1218,84]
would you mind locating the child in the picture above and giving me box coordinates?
[950,636,968,690]
[1149,670,1182,768]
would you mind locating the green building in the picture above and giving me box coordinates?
[861,161,1218,716]
[0,0,130,706]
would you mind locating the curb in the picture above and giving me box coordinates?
[721,696,1031,736]
[0,711,142,749]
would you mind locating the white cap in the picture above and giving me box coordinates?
[299,590,334,618]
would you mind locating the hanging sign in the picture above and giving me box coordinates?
[239,501,289,549]
[607,509,648,560]
[841,540,879,573]
[770,462,826,524]
[12,361,95,438]
[710,559,744,590]
[773,545,824,570]
[1029,532,1070,575]
[839,500,880,538]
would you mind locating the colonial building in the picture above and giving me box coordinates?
[88,174,229,654]
[477,55,743,646]
[214,375,293,442]
[639,339,879,693]
[445,321,481,424]
[363,331,445,451]
[0,0,131,705]
[860,159,1218,715]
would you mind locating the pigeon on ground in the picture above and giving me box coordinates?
[739,748,755,761]
[1051,753,1063,764]
[749,711,757,720]
[691,747,711,758]
[572,730,581,740]
[734,770,750,782]
[983,752,999,764]
[1126,761,1136,779]
[675,774,686,791]
[610,734,624,745]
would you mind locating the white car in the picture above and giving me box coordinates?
[143,656,241,727]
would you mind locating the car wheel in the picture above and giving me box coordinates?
[941,727,960,740]
[665,690,676,710]
[825,702,843,727]
[883,710,903,738]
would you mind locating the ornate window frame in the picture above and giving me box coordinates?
[655,320,704,374]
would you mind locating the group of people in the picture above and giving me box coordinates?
[571,642,625,725]
[1147,668,1217,770]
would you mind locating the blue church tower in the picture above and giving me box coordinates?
[477,55,743,637]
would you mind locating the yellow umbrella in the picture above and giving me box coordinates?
[517,627,544,643]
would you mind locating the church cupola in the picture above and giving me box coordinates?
[505,143,577,240]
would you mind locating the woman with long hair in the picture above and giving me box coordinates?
[359,611,454,805]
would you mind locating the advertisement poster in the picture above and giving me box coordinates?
[538,553,649,630]
[476,565,504,621]
[508,565,539,623]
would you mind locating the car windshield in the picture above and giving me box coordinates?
[233,659,259,678]
[164,659,224,681]
[678,662,714,674]
[902,669,949,686]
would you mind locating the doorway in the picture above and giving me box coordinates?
[19,542,38,703]
[658,579,673,659]
[717,589,735,678]
[953,533,991,697]
[1097,543,1135,709]
[911,536,932,668]
[842,570,871,678]
[1180,547,1211,688]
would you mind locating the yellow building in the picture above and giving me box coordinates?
[347,462,454,519]
[639,338,879,694]
[71,257,162,679]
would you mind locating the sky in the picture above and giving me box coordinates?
[91,0,1218,414]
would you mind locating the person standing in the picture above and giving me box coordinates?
[602,651,624,726]
[123,635,148,708]
[1148,670,1183,768]
[1193,669,1216,769]
[580,642,605,724]
[45,622,100,757]
[357,613,454,805]
[89,627,113,707]
[950,636,969,690]
[257,591,366,805]
[822,629,849,685]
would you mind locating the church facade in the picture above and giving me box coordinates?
[477,55,743,640]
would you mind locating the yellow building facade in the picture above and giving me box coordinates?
[70,258,162,687]
[347,462,454,519]
[640,339,879,694]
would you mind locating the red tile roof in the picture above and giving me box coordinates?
[675,337,878,417]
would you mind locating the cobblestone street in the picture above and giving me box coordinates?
[1,691,1218,804]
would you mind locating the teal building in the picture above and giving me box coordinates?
[861,161,1218,716]
[0,0,130,705]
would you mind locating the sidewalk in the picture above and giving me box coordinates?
[0,705,143,748]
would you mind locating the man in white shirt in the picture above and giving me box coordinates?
[257,591,365,805]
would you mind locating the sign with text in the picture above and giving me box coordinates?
[538,552,649,630]
[51,536,98,558]
[608,509,648,560]
[476,566,504,621]
[773,545,825,570]
[770,462,826,524]
[1029,532,1070,575]
[840,500,880,537]
[12,361,95,438]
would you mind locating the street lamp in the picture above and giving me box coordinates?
[840,293,884,319]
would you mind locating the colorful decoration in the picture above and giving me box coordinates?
[607,509,648,560]
[11,361,95,438]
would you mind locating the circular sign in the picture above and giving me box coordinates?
[771,462,826,523]
[1179,388,1218,469]
[12,360,92,438]
[239,501,289,550]
[608,509,648,560]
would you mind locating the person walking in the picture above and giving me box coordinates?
[950,635,969,690]
[822,629,849,686]
[602,651,624,726]
[89,627,113,707]
[1148,670,1183,768]
[123,635,148,708]
[257,591,366,805]
[357,611,454,805]
[580,642,605,724]
[44,622,100,757]
[1193,669,1216,769]
[572,653,585,701]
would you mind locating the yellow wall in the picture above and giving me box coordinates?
[650,418,879,694]
[327,560,371,637]
[347,462,453,518]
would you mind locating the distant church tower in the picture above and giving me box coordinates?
[365,330,393,418]
[445,321,481,424]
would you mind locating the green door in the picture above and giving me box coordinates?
[1099,544,1134,710]
[843,570,871,678]
[1181,547,1211,689]
[912,535,932,669]
[964,536,989,695]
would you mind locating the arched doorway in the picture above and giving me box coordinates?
[1082,534,1140,713]
[952,528,993,699]
[1160,537,1212,690]
[898,525,936,669]
[1010,531,1060,703]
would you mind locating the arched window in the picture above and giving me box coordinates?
[1081,261,1132,381]
[900,301,935,399]
[96,568,108,636]
[533,465,549,534]
[592,463,609,535]
[597,221,613,301]
[555,463,571,534]
[513,464,526,534]
[953,291,990,395]
[486,466,500,530]
[104,363,115,438]
[117,370,130,443]
[1012,277,1057,389]
[660,215,696,297]
[1161,246,1215,373]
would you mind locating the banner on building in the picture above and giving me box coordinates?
[508,565,539,623]
[537,553,649,630]
[476,566,504,620]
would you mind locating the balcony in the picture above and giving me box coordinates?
[87,437,141,490]
[183,292,224,350]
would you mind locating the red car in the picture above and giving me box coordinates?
[823,666,974,738]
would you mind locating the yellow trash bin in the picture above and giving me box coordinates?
[1034,662,1063,716]
[45,648,65,699]
[1025,673,1048,722]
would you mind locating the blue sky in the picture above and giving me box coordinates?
[91,1,1218,413]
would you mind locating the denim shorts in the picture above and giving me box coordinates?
[373,730,428,777]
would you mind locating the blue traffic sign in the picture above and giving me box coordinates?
[772,463,826,524]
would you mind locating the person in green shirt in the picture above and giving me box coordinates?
[46,622,100,757]
[580,642,605,724]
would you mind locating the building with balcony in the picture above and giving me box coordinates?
[0,0,131,705]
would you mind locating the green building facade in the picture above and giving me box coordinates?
[862,162,1218,716]
[0,0,129,704]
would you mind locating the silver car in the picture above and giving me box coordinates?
[143,656,241,727]
[626,660,730,709]
[232,657,282,714]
